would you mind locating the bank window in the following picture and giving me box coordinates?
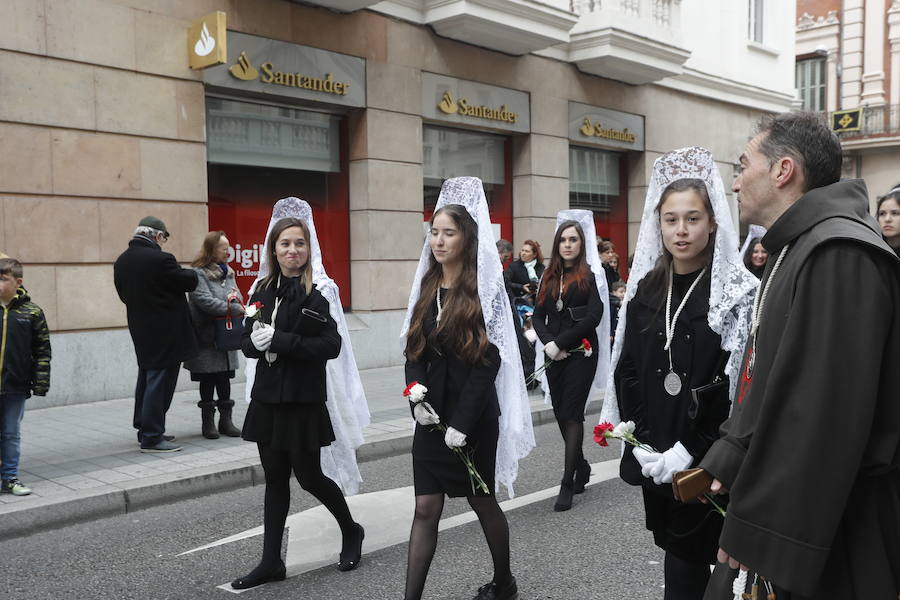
[422,125,512,241]
[206,97,340,172]
[569,146,619,212]
[748,0,764,43]
[796,58,826,112]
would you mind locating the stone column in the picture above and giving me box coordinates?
[511,93,570,255]
[841,0,865,108]
[860,0,887,106]
[889,2,900,129]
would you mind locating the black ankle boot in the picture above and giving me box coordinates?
[217,405,241,437]
[231,559,286,589]
[201,408,219,439]
[553,480,574,512]
[473,576,519,600]
[573,459,591,494]
[338,522,365,571]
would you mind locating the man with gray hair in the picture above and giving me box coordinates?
[114,217,199,452]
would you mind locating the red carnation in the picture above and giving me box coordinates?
[593,422,615,446]
[403,381,419,397]
[581,338,591,352]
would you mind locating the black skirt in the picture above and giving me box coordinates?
[642,488,725,564]
[189,370,235,382]
[412,418,498,498]
[241,401,335,455]
[546,351,598,422]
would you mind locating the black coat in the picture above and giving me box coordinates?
[241,278,341,405]
[405,291,501,459]
[504,259,544,298]
[532,271,604,351]
[615,270,729,483]
[113,236,199,369]
[615,269,730,563]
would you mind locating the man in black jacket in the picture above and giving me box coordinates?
[700,113,900,599]
[114,217,199,452]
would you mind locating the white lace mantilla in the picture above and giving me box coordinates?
[400,177,536,498]
[600,147,758,425]
[244,197,371,496]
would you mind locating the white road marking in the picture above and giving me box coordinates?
[177,459,620,593]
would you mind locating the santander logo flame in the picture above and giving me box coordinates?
[194,23,216,57]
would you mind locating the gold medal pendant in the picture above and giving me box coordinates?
[555,298,563,312]
[664,370,682,396]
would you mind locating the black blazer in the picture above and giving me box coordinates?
[241,278,341,405]
[532,271,604,351]
[405,294,501,440]
[614,270,729,488]
[113,236,199,369]
[504,259,545,297]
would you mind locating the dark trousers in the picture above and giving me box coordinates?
[133,365,180,446]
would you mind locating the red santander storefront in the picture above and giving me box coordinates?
[202,32,365,306]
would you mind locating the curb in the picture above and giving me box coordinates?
[0,402,600,541]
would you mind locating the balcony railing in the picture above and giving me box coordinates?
[570,0,678,26]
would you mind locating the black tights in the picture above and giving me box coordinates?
[663,552,710,600]
[253,443,357,569]
[404,494,512,600]
[557,419,585,485]
[197,373,231,408]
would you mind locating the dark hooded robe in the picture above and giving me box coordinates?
[700,180,900,599]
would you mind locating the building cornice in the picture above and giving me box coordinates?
[654,67,795,113]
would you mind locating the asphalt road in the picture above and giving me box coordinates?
[2,420,669,600]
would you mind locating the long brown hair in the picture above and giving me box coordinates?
[258,217,313,295]
[191,230,226,268]
[405,204,489,366]
[639,178,716,311]
[537,220,591,307]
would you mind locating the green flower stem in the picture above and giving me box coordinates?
[704,493,727,517]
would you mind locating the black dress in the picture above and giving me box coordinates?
[532,271,604,422]
[614,269,730,564]
[405,288,502,497]
[240,277,342,455]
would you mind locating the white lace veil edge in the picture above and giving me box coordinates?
[399,177,535,498]
[243,197,371,496]
[599,147,758,426]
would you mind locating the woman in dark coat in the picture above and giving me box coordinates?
[602,152,756,600]
[231,217,364,590]
[184,231,244,439]
[402,200,520,600]
[504,240,545,305]
[532,220,604,512]
[741,236,768,279]
[876,183,900,258]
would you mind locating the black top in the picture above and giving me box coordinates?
[504,259,545,297]
[615,268,729,487]
[532,270,604,351]
[241,277,341,405]
[405,288,501,457]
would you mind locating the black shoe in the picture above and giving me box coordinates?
[337,523,365,572]
[201,408,219,439]
[231,560,287,590]
[553,481,574,512]
[140,440,182,453]
[573,459,591,494]
[473,577,518,600]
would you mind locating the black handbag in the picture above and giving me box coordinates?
[687,352,730,423]
[213,310,243,351]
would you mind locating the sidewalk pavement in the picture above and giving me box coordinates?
[0,366,600,541]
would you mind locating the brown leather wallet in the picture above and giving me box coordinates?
[672,468,714,503]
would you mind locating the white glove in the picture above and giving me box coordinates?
[633,447,663,478]
[444,426,467,448]
[413,402,440,426]
[523,328,538,343]
[544,341,569,361]
[648,442,693,485]
[250,325,274,351]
